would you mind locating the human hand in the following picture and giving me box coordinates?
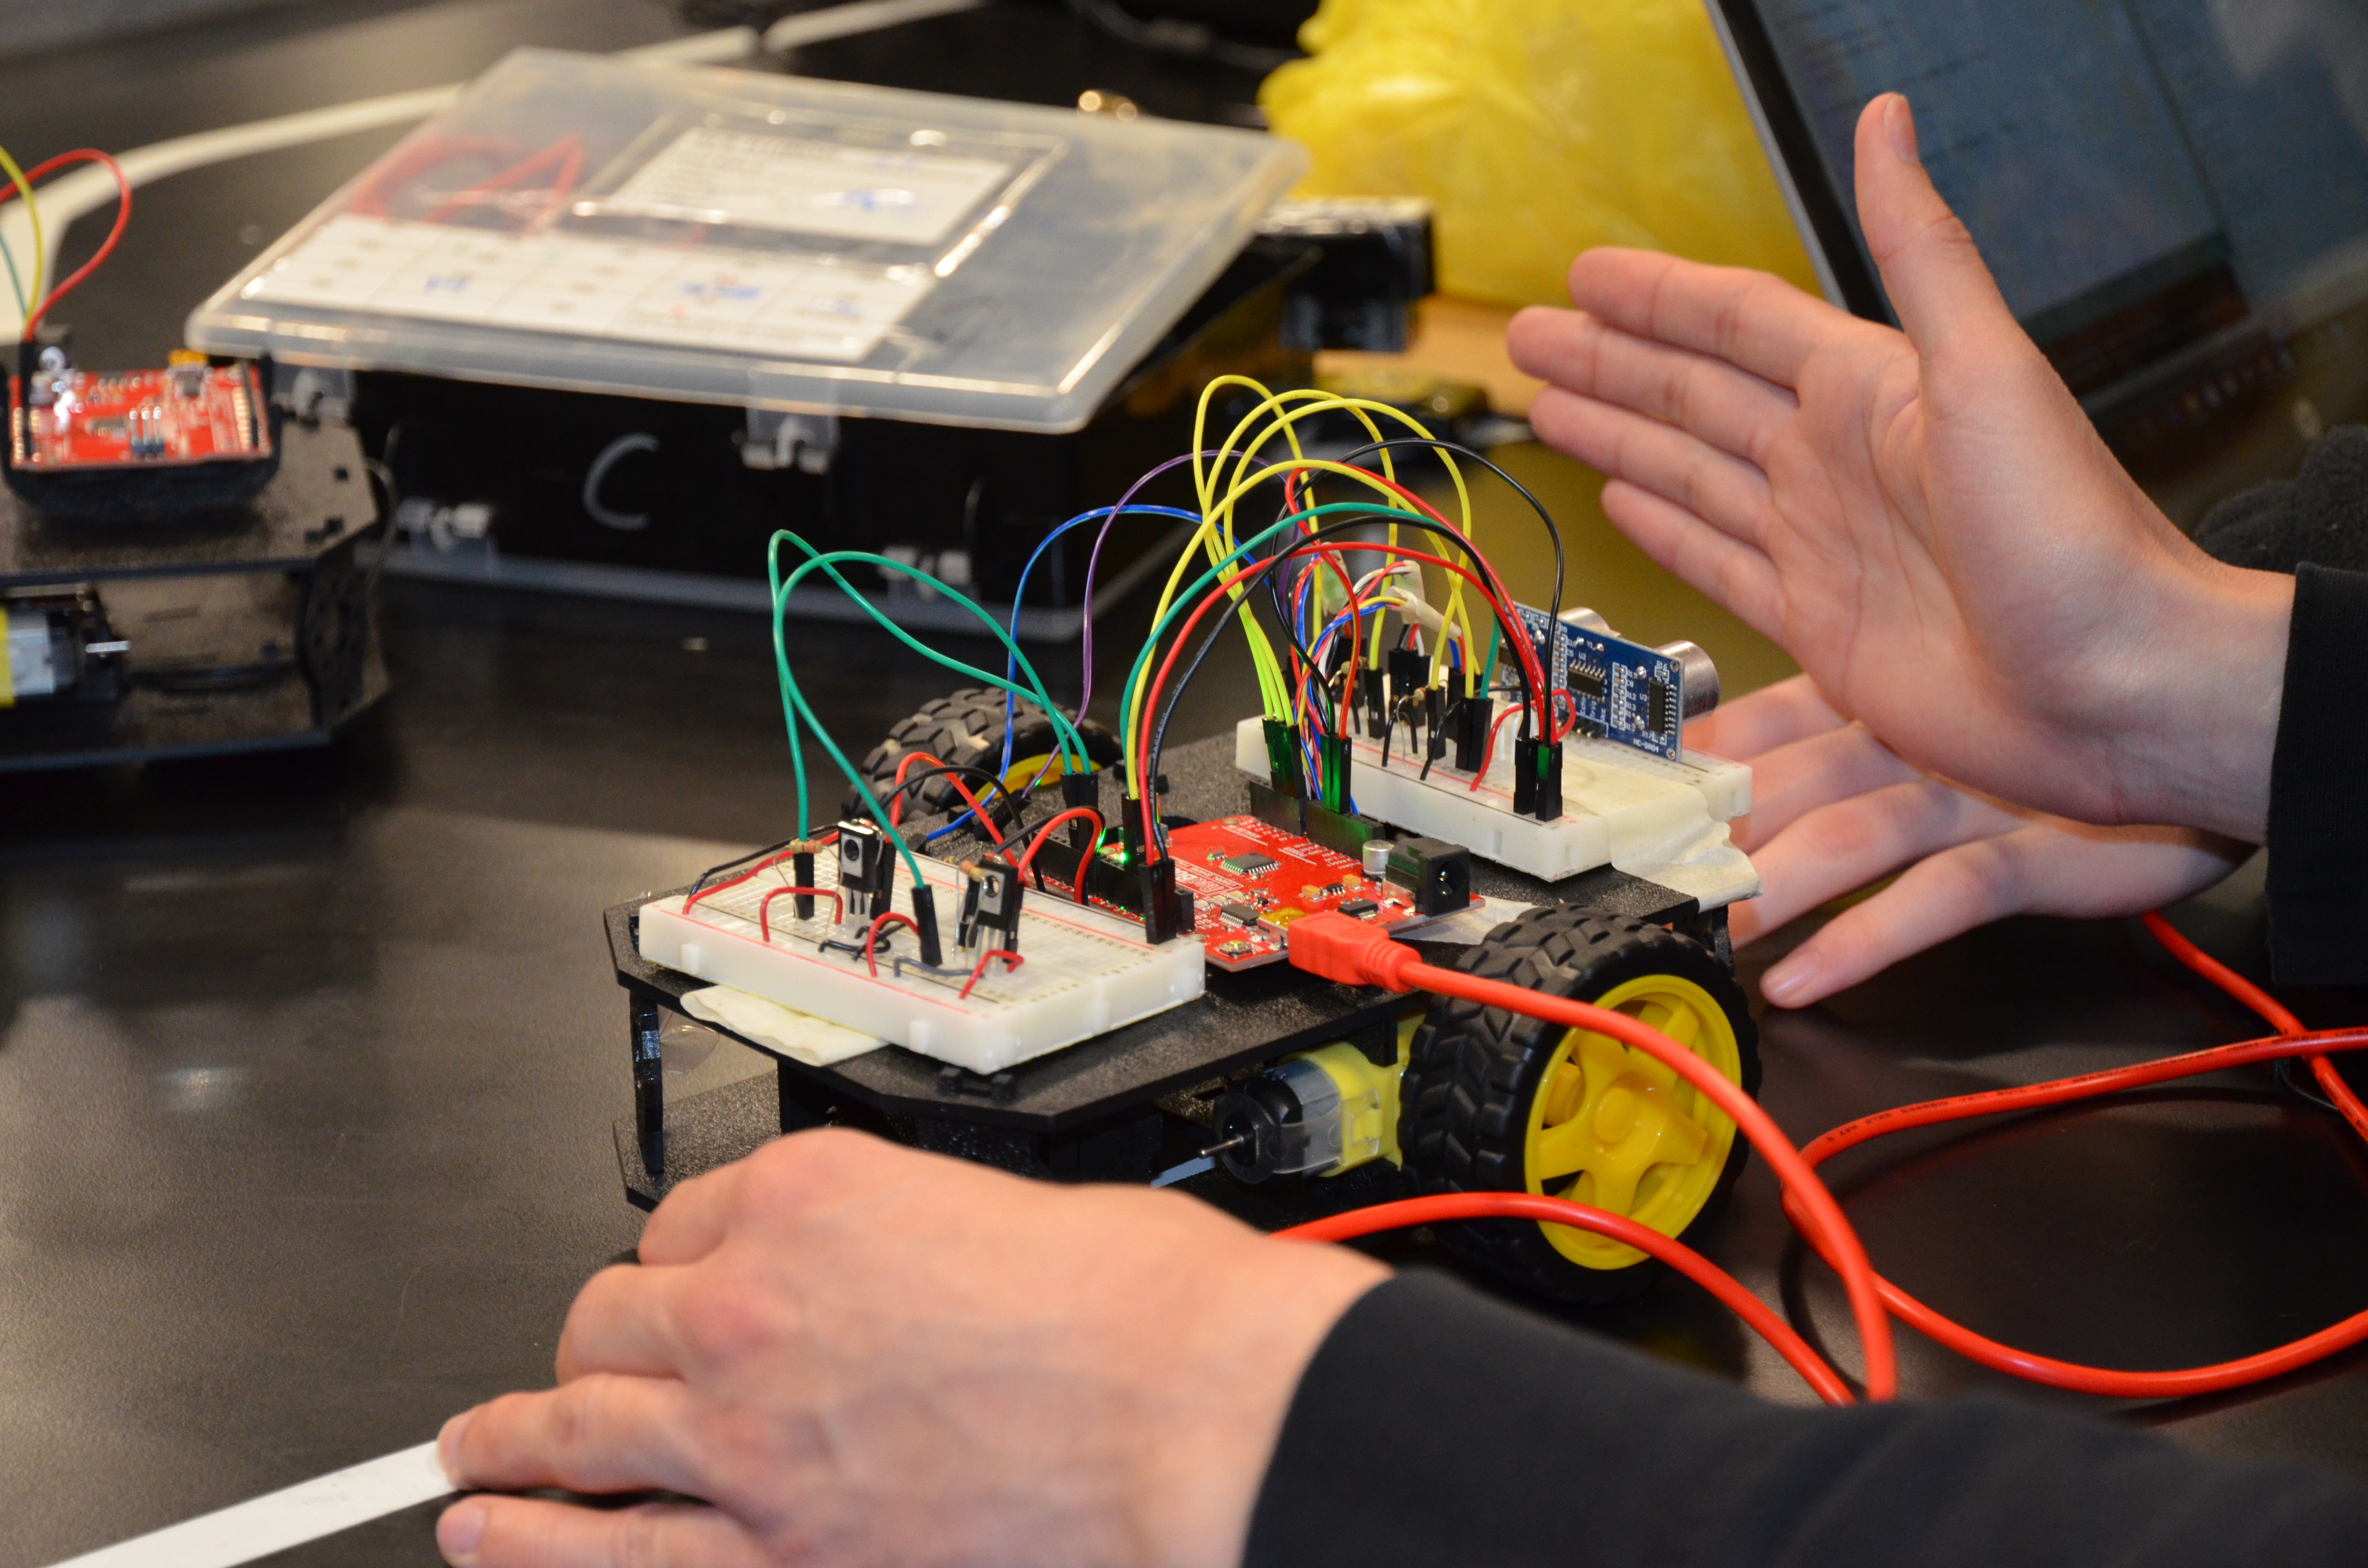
[433,1129,1387,1568]
[1699,677,2247,1007]
[1507,93,2293,844]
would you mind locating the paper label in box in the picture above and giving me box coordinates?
[596,128,1014,246]
[241,216,933,361]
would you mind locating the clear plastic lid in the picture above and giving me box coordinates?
[187,49,1306,432]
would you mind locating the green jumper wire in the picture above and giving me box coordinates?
[768,534,1093,891]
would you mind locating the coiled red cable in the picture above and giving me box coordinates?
[1279,912,2368,1407]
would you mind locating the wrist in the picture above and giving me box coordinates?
[1143,1238,1388,1568]
[2114,560,2293,843]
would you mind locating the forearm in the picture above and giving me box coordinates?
[1246,1274,2368,1568]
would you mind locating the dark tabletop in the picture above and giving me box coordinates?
[7,4,2368,1566]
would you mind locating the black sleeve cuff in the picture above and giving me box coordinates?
[2194,427,2368,575]
[2268,564,2368,983]
[1244,1271,2368,1568]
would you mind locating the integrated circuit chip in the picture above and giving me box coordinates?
[1648,679,1675,735]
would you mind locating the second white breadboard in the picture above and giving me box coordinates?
[638,856,1205,1076]
[1234,717,1761,909]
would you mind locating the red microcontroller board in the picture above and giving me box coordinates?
[7,362,271,473]
[1087,814,1429,973]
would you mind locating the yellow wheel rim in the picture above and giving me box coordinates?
[1521,972,1742,1270]
[1000,753,1071,793]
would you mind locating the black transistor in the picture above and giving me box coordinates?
[836,818,898,921]
[1386,646,1427,710]
[957,855,1024,952]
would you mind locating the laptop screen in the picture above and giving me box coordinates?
[1711,0,2368,515]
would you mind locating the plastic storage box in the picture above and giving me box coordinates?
[188,48,1306,433]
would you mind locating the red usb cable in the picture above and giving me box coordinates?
[1277,909,2368,1407]
[1277,911,1899,1401]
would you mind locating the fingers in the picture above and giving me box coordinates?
[1735,777,2020,950]
[1507,305,1797,465]
[1565,246,1844,391]
[1756,823,2245,1006]
[1729,721,1925,850]
[2013,824,2250,918]
[1851,95,2023,368]
[1598,479,1786,642]
[1685,674,1843,761]
[557,1264,689,1382]
[437,1497,768,1568]
[1755,835,2031,1006]
[639,1163,746,1268]
[1529,386,1773,542]
[441,1375,708,1497]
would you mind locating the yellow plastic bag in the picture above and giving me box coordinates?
[1259,0,1820,309]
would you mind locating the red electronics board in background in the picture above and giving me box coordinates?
[8,359,271,473]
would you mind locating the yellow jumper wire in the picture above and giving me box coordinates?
[0,141,46,335]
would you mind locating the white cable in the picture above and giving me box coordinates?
[763,0,980,54]
[40,1442,453,1568]
[0,0,985,335]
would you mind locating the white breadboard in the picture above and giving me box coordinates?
[638,855,1205,1075]
[1233,716,1761,909]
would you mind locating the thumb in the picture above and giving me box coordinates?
[1853,94,2021,361]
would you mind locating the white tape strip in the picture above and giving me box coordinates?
[42,1442,455,1568]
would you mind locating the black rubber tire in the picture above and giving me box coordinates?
[1397,906,1760,1304]
[858,687,1121,815]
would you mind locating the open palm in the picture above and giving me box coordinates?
[1507,94,2290,845]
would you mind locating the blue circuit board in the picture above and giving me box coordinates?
[1515,606,1684,761]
